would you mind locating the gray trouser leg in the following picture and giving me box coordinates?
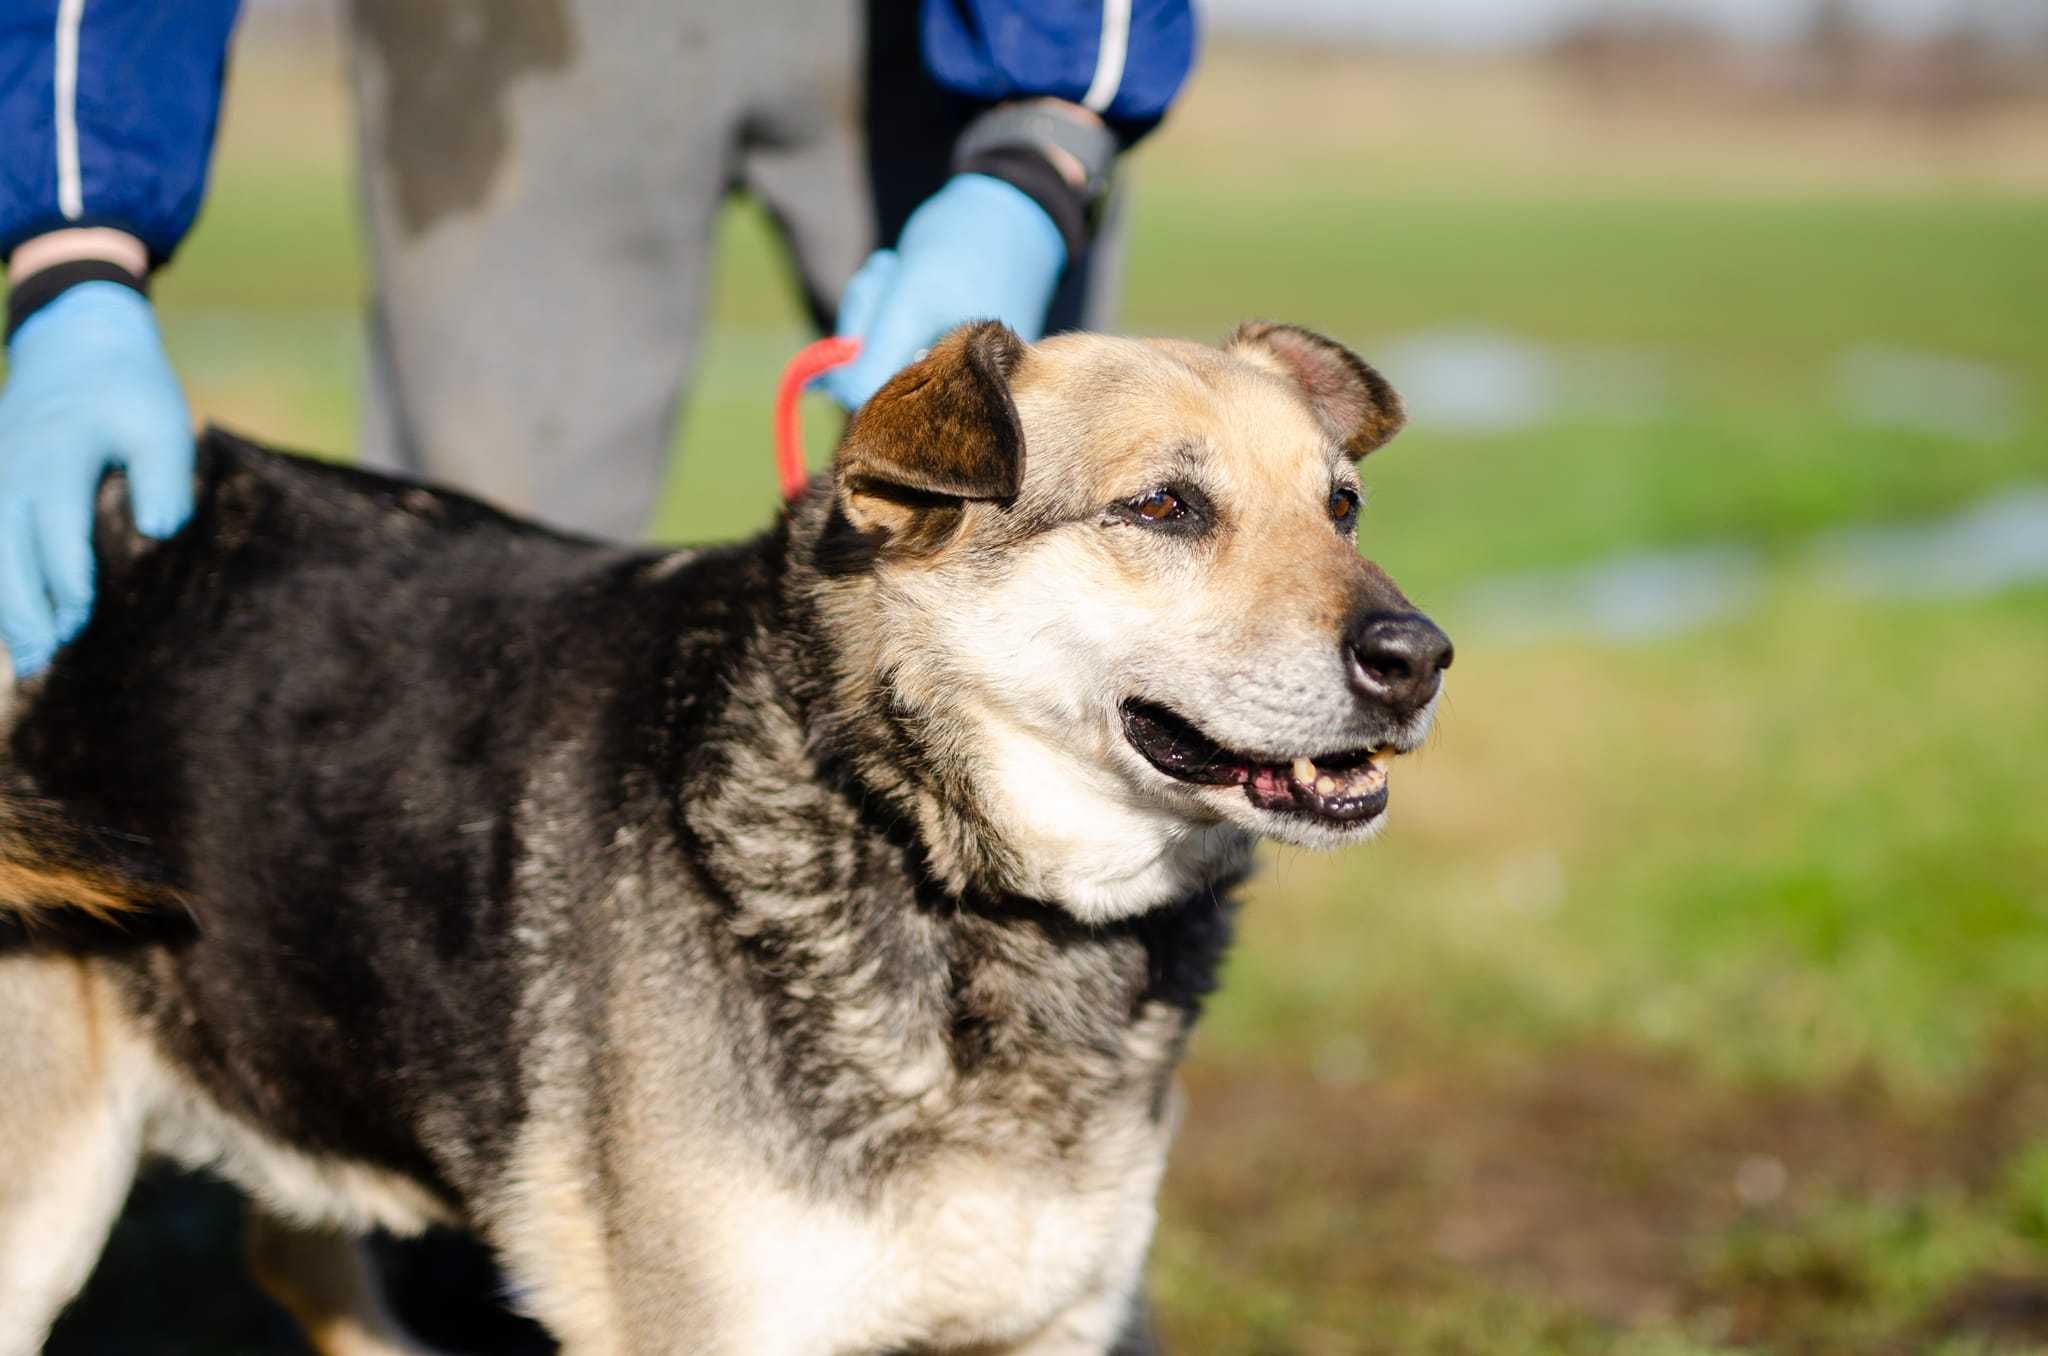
[349,0,737,541]
[728,3,876,329]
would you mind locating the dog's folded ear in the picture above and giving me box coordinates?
[831,321,1026,553]
[1227,322,1405,459]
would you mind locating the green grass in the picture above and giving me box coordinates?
[1207,583,2048,1088]
[1121,189,2048,371]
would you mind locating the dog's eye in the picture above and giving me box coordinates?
[1110,484,1209,533]
[1328,488,1360,529]
[1130,489,1185,523]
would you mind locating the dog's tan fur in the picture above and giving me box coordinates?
[0,863,144,923]
[0,795,186,932]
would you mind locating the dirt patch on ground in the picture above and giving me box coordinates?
[1164,1036,2048,1351]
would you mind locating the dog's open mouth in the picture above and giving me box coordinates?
[1120,699,1392,824]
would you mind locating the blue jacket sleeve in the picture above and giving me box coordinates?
[0,0,240,268]
[921,0,1196,140]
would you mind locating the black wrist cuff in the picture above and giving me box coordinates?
[6,259,148,345]
[954,149,1095,263]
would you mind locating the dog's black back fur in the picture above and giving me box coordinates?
[11,434,666,1183]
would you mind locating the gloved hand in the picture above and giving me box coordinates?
[0,281,192,678]
[819,174,1066,411]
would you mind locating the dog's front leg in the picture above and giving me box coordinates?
[488,1120,762,1356]
[0,958,147,1356]
[246,1213,449,1356]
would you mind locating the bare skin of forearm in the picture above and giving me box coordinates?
[7,228,148,284]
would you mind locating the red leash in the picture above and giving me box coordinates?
[774,337,862,502]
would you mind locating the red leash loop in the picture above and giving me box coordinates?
[774,337,862,503]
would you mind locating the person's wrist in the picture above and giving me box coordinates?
[6,229,150,346]
[952,100,1116,263]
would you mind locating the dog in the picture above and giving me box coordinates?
[0,321,1450,1355]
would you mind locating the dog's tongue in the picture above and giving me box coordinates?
[1246,752,1389,817]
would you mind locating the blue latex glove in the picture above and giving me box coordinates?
[0,282,193,678]
[819,174,1066,410]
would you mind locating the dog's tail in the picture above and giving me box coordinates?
[0,775,194,951]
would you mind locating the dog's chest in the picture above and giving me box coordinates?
[709,1104,1175,1353]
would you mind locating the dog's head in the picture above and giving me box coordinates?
[812,321,1450,921]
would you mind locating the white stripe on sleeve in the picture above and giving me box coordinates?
[1081,0,1132,113]
[55,0,86,219]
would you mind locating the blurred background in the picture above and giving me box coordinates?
[46,0,2048,1351]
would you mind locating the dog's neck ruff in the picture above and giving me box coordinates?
[633,530,1238,1183]
[926,706,1255,922]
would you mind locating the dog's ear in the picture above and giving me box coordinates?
[1227,322,1405,459]
[831,321,1026,552]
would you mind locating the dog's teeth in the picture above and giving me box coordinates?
[1369,748,1394,769]
[1291,757,1317,786]
[1314,775,1338,796]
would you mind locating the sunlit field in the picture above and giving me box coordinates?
[36,33,2048,1355]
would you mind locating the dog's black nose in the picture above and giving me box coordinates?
[1346,611,1453,715]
